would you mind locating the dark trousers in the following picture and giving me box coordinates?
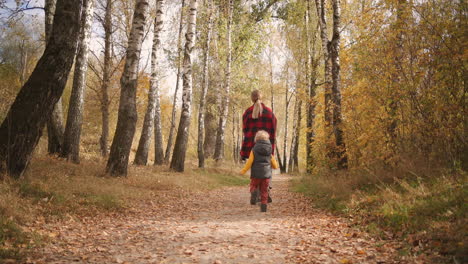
[250,178,270,204]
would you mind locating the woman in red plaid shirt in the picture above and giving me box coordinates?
[240,90,277,161]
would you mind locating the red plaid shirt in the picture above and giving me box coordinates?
[240,103,277,159]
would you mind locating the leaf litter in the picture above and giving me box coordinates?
[25,175,435,263]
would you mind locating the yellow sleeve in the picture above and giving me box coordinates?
[240,152,254,174]
[271,155,279,169]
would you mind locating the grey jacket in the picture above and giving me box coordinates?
[251,140,273,179]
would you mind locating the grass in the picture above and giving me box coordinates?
[0,155,249,261]
[292,166,468,263]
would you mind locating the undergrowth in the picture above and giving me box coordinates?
[292,166,467,263]
[0,155,248,261]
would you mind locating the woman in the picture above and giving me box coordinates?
[240,90,277,161]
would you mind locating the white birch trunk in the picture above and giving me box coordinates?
[330,0,348,169]
[282,76,289,173]
[134,0,165,165]
[197,0,213,168]
[165,0,186,163]
[61,0,95,163]
[106,0,150,176]
[314,0,332,129]
[170,0,198,172]
[100,0,112,157]
[214,0,233,161]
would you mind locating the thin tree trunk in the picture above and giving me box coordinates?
[165,0,186,163]
[61,0,94,163]
[269,51,275,112]
[384,0,407,165]
[204,19,220,158]
[0,0,83,178]
[294,98,302,169]
[231,104,237,163]
[134,0,165,165]
[282,71,289,173]
[315,0,333,158]
[203,92,217,158]
[236,112,241,161]
[45,0,65,155]
[100,0,112,157]
[170,0,198,172]
[197,0,213,168]
[44,0,56,43]
[306,0,315,173]
[106,0,150,176]
[330,0,348,169]
[288,93,298,173]
[214,0,233,161]
[276,145,283,171]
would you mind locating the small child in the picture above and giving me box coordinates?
[240,130,279,212]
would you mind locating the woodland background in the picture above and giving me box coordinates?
[0,0,466,262]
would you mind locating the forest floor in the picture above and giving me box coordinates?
[23,174,432,264]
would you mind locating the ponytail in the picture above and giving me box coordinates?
[252,100,263,119]
[251,90,263,119]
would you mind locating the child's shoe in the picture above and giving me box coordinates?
[250,190,259,205]
[261,204,267,212]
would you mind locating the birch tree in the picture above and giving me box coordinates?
[0,0,84,177]
[214,0,233,161]
[164,0,186,163]
[170,0,198,172]
[314,0,347,169]
[134,0,165,166]
[106,0,149,176]
[197,0,213,168]
[330,0,347,169]
[98,0,112,157]
[314,0,332,139]
[44,0,65,155]
[61,0,95,163]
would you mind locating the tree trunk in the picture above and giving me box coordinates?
[45,0,65,155]
[61,0,94,163]
[231,105,237,163]
[315,0,333,156]
[165,0,186,163]
[106,0,150,176]
[306,0,315,173]
[281,72,289,174]
[203,91,217,158]
[170,0,198,172]
[214,0,233,161]
[269,51,275,112]
[330,0,348,169]
[44,0,56,43]
[197,0,213,168]
[294,98,302,169]
[100,0,112,157]
[276,145,283,171]
[288,93,298,173]
[134,0,165,166]
[0,0,83,178]
[384,0,407,165]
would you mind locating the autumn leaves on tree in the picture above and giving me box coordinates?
[0,0,465,177]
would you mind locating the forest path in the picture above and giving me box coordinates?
[31,174,413,264]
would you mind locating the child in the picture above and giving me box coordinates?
[240,130,279,212]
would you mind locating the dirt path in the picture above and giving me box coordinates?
[29,174,418,264]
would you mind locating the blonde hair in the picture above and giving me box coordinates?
[251,90,263,119]
[255,130,270,142]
